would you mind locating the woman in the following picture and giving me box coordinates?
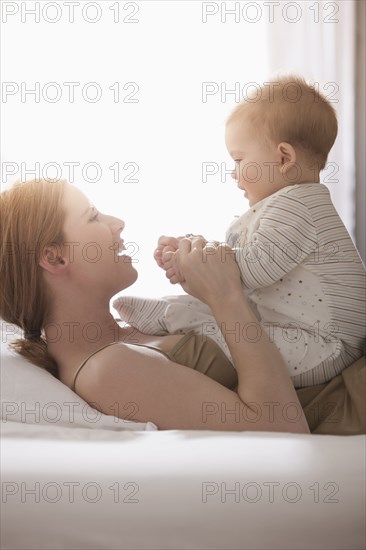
[0,178,311,433]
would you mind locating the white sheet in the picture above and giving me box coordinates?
[1,421,365,550]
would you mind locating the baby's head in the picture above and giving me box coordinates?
[225,74,338,206]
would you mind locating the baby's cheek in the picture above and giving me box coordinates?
[245,165,260,183]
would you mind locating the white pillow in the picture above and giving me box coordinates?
[0,321,157,431]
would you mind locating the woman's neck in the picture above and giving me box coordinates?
[44,303,128,371]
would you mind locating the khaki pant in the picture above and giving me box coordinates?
[168,332,365,435]
[296,356,365,435]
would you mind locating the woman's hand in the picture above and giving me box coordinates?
[174,237,242,307]
[154,234,209,285]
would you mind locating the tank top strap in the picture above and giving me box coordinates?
[71,341,121,392]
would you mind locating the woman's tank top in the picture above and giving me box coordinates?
[71,330,238,392]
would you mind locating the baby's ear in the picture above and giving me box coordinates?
[277,142,297,174]
[39,244,68,274]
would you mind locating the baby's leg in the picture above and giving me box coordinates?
[112,296,171,335]
[261,323,344,387]
[163,299,233,360]
[112,295,234,361]
[114,296,345,387]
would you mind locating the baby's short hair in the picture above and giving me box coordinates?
[226,75,338,171]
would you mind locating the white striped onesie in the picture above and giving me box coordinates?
[114,183,366,388]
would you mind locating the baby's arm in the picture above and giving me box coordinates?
[232,192,318,288]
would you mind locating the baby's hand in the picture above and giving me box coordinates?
[153,235,182,269]
[163,236,216,285]
[161,249,185,284]
[154,234,208,285]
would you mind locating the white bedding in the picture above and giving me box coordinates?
[1,421,365,550]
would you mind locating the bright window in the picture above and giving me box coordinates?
[1,1,356,297]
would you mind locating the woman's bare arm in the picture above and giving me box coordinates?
[208,292,308,430]
[81,343,308,432]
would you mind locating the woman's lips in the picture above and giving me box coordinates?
[114,240,126,255]
[118,252,133,263]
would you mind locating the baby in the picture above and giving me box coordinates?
[114,75,366,388]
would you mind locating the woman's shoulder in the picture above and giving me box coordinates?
[75,340,171,403]
[73,338,242,430]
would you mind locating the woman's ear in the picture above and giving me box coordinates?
[39,244,68,275]
[277,142,297,175]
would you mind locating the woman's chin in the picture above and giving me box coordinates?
[126,265,139,285]
[116,262,138,291]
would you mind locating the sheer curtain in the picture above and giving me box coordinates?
[355,0,365,264]
[266,0,356,239]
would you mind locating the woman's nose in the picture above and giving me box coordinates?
[231,169,238,181]
[112,217,125,234]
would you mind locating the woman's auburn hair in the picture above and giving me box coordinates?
[0,178,68,377]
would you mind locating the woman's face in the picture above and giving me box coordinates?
[61,184,138,297]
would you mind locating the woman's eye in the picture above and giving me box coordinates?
[90,212,99,221]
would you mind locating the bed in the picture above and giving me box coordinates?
[1,320,365,550]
